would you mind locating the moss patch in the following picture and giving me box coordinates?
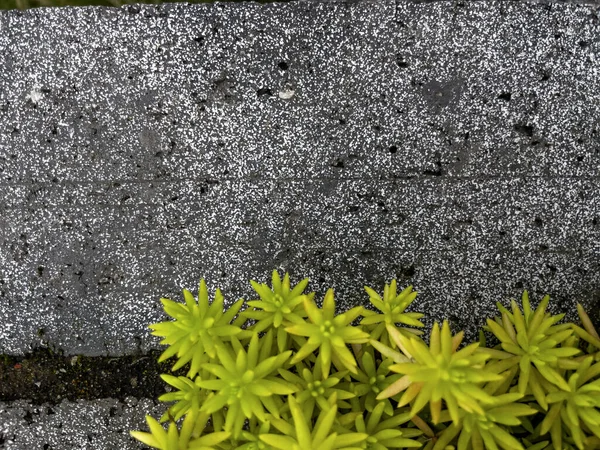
[0,348,179,405]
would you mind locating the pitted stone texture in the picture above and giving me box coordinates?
[0,0,599,355]
[0,398,164,449]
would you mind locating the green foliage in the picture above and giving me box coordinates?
[350,401,422,449]
[540,356,600,449]
[433,393,537,450]
[260,393,368,450]
[148,279,249,378]
[241,271,315,353]
[132,271,600,450]
[285,289,369,377]
[195,332,295,438]
[482,292,581,410]
[130,411,231,450]
[377,320,502,426]
[361,280,425,347]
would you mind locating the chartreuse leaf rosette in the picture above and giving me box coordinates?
[157,374,205,423]
[432,392,537,450]
[572,302,600,360]
[482,291,581,410]
[343,346,403,417]
[148,279,250,378]
[277,358,354,420]
[285,288,370,378]
[361,279,425,348]
[195,332,296,438]
[130,410,230,450]
[233,419,275,450]
[376,320,502,425]
[260,393,368,450]
[132,272,600,450]
[351,401,423,449]
[242,270,315,353]
[538,355,600,449]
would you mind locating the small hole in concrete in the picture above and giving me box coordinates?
[256,88,273,97]
[514,123,534,137]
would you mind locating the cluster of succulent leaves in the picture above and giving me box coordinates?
[131,270,600,450]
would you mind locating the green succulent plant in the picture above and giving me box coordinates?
[242,270,315,353]
[344,346,402,417]
[149,279,249,378]
[539,355,600,449]
[227,419,275,450]
[572,303,600,360]
[277,359,354,420]
[130,411,231,450]
[132,272,600,450]
[520,438,550,450]
[351,401,422,449]
[260,393,368,450]
[285,289,370,377]
[361,280,424,348]
[432,392,537,450]
[483,292,581,410]
[158,374,206,423]
[377,320,502,425]
[195,332,296,437]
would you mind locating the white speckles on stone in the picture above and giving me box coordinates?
[278,88,295,99]
[0,398,165,449]
[0,0,598,359]
[25,84,43,104]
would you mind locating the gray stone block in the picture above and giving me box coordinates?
[0,398,164,449]
[0,0,599,360]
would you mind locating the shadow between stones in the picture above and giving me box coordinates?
[0,348,176,405]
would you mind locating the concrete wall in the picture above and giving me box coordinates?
[1,0,600,447]
[0,0,599,358]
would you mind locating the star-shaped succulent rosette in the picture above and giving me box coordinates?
[377,320,502,425]
[130,410,230,450]
[196,332,297,438]
[285,288,370,378]
[351,400,423,449]
[132,271,600,450]
[278,358,354,420]
[482,291,581,410]
[260,393,368,450]
[343,347,402,417]
[432,392,537,450]
[242,270,315,353]
[361,279,425,348]
[539,355,600,449]
[148,279,250,378]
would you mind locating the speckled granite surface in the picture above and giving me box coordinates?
[0,0,600,447]
[0,398,164,449]
[0,0,599,356]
